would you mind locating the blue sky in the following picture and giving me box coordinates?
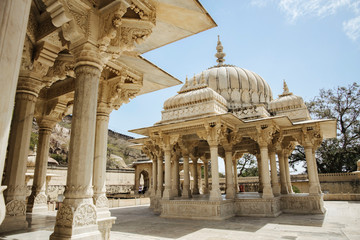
[109,0,360,138]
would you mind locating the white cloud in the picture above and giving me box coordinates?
[343,16,360,40]
[251,0,360,41]
[278,0,351,22]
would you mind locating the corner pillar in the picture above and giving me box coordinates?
[305,145,321,195]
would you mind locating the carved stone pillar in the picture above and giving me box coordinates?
[209,143,221,201]
[182,155,191,198]
[163,145,172,200]
[305,145,321,194]
[225,150,235,199]
[259,145,274,198]
[312,148,322,192]
[93,109,116,240]
[151,158,157,197]
[174,156,180,197]
[51,62,102,239]
[93,111,110,211]
[156,155,163,197]
[0,0,31,226]
[27,124,54,213]
[201,158,209,194]
[283,153,294,194]
[269,150,280,196]
[232,158,239,193]
[256,154,263,193]
[191,157,199,195]
[3,87,40,231]
[277,151,289,194]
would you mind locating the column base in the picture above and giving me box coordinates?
[0,199,27,233]
[192,188,200,195]
[209,189,222,201]
[262,185,274,199]
[225,186,235,199]
[162,189,173,200]
[181,189,192,199]
[272,184,281,197]
[27,193,48,213]
[51,199,101,240]
[97,217,116,240]
[0,214,27,233]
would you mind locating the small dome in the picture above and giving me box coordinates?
[268,81,305,111]
[160,75,228,124]
[268,81,310,122]
[179,37,273,110]
[164,75,227,110]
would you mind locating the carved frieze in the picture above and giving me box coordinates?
[6,200,26,216]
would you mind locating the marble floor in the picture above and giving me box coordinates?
[0,201,359,240]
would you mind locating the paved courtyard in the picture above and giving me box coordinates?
[0,201,359,240]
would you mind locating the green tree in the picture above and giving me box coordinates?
[290,82,360,173]
[237,153,258,177]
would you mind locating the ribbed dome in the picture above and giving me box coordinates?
[159,76,228,124]
[179,37,273,110]
[268,81,310,122]
[268,94,306,111]
[164,79,227,110]
[268,81,306,111]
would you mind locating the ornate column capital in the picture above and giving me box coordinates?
[250,124,279,148]
[35,97,71,129]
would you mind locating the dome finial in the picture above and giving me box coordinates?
[200,72,206,84]
[279,79,293,97]
[184,75,189,87]
[215,35,226,66]
[283,79,289,94]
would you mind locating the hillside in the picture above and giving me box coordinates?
[31,115,141,168]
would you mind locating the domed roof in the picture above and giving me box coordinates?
[268,81,306,111]
[268,81,310,122]
[159,74,228,124]
[164,75,227,110]
[179,36,273,110]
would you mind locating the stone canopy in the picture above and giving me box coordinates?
[129,37,337,220]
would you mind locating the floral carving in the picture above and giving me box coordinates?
[56,204,73,227]
[95,195,109,208]
[34,193,48,204]
[74,203,97,227]
[6,200,26,216]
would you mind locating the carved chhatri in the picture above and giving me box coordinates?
[130,37,337,220]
